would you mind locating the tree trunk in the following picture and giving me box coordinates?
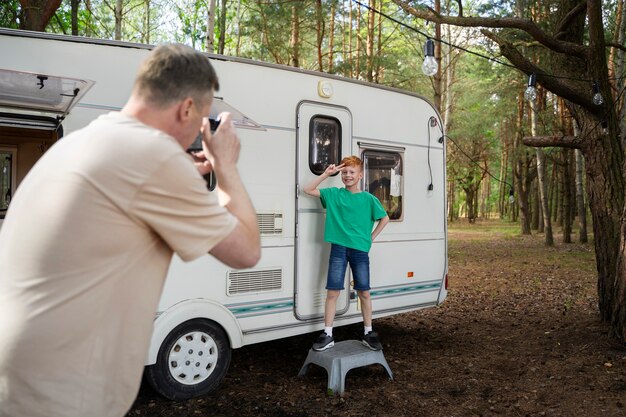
[18,0,62,31]
[70,0,79,35]
[289,4,300,67]
[365,0,375,82]
[142,0,151,44]
[114,0,122,40]
[316,0,324,72]
[537,184,544,233]
[207,0,216,53]
[579,125,624,325]
[614,221,626,342]
[327,1,335,73]
[84,0,92,37]
[347,1,353,77]
[613,0,626,144]
[515,93,531,233]
[562,149,573,243]
[218,0,227,54]
[235,0,242,56]
[554,158,561,226]
[433,0,442,113]
[355,6,361,79]
[448,179,456,222]
[531,100,554,245]
[575,146,588,242]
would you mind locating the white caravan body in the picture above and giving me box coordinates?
[0,29,447,398]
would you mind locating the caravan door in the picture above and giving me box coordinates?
[295,101,352,320]
[0,69,93,229]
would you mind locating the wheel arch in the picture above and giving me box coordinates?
[146,299,242,365]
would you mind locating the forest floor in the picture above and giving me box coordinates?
[127,220,626,417]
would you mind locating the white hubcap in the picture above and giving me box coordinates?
[168,331,218,385]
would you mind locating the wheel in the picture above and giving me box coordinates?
[145,319,231,400]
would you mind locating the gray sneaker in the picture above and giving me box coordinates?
[312,333,334,351]
[362,331,382,351]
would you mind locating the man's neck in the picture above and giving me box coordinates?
[121,95,183,147]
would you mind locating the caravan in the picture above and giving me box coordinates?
[0,29,448,399]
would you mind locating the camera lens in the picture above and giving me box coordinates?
[209,118,220,132]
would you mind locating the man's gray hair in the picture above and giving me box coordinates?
[134,43,219,107]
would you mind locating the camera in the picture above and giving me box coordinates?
[187,117,220,152]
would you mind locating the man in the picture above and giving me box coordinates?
[0,44,260,417]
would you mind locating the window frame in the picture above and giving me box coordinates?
[360,146,405,222]
[308,115,342,176]
[0,145,17,218]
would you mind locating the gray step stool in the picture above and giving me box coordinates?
[298,340,393,395]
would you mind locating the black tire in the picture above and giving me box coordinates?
[145,319,231,400]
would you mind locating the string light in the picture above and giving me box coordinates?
[592,81,604,105]
[422,38,438,76]
[524,73,537,102]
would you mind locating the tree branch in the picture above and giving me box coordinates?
[523,135,580,149]
[554,1,587,40]
[481,30,603,117]
[606,42,626,53]
[391,0,588,58]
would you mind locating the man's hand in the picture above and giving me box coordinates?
[190,151,213,176]
[201,112,240,174]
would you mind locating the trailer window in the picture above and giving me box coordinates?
[363,150,403,220]
[0,147,16,217]
[309,116,341,175]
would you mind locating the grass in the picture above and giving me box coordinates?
[448,218,522,239]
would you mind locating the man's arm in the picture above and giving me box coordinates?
[371,215,389,241]
[202,113,261,269]
[302,163,344,197]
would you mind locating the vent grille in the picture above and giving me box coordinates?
[228,268,282,295]
[257,212,283,235]
[313,292,327,308]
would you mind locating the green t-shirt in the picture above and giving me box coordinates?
[319,187,388,252]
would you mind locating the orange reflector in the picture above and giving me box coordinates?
[407,272,414,278]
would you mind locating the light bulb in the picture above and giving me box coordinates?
[422,56,438,76]
[422,38,438,76]
[524,86,537,102]
[593,93,604,105]
[525,73,537,102]
[592,81,604,105]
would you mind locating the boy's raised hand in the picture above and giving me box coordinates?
[324,163,345,177]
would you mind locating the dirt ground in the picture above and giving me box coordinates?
[127,221,626,417]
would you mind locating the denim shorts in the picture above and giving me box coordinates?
[326,244,370,291]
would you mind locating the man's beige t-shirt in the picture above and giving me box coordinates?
[0,112,237,417]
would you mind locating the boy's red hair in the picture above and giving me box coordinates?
[340,155,363,169]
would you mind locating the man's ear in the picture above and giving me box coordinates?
[178,98,194,121]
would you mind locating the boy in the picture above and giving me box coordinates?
[303,155,389,351]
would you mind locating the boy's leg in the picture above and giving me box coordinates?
[348,247,371,326]
[357,290,372,327]
[312,244,347,351]
[349,248,382,350]
[324,290,341,328]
